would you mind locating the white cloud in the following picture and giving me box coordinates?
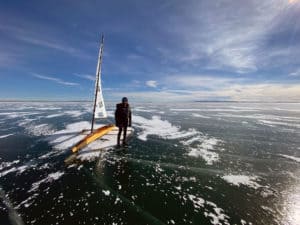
[146,80,158,88]
[289,69,300,77]
[32,73,79,86]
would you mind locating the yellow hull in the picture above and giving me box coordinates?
[71,124,115,153]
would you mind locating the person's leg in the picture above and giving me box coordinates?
[117,126,122,146]
[123,125,128,145]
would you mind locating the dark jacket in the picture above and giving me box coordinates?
[115,103,132,127]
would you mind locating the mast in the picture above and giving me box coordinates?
[91,35,104,133]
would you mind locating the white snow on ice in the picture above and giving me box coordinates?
[222,174,262,189]
[133,115,222,165]
[44,114,222,164]
[46,121,132,161]
[25,123,55,136]
[192,113,211,118]
[134,115,198,141]
[279,154,300,163]
[258,120,300,128]
[102,190,110,196]
[187,194,230,224]
[0,133,14,139]
[170,108,258,112]
[29,171,64,192]
[0,160,20,170]
[0,163,36,178]
[182,136,222,165]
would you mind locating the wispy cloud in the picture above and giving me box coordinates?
[146,80,158,88]
[156,0,295,73]
[218,83,300,101]
[32,73,79,86]
[74,73,95,81]
[0,23,91,59]
[164,75,241,90]
[109,83,300,102]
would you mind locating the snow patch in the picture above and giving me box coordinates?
[222,174,262,189]
[184,137,221,165]
[102,190,110,196]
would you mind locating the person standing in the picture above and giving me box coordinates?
[115,97,132,147]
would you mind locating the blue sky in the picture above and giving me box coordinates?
[0,0,300,102]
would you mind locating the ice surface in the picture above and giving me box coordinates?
[170,108,258,112]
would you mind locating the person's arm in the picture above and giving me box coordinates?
[128,106,132,127]
[115,104,118,126]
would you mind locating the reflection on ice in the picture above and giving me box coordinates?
[283,180,300,225]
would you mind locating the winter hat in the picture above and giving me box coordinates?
[122,97,128,103]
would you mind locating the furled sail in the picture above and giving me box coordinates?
[94,35,107,119]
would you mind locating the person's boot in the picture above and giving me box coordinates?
[122,141,128,147]
[117,138,121,148]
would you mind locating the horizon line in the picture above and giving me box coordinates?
[0,99,299,103]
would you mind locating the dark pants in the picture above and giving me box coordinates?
[117,126,127,145]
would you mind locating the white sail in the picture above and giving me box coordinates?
[94,82,107,118]
[93,36,107,119]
